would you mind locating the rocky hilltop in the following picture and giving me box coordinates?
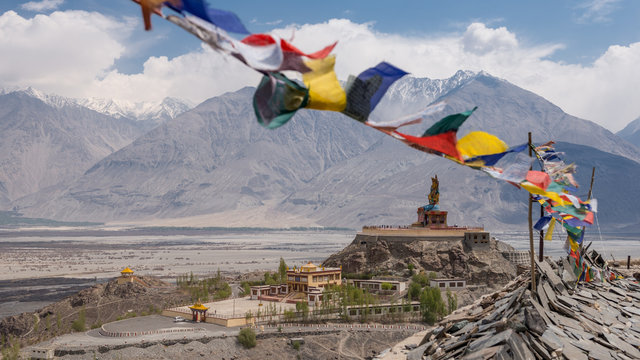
[323,229,518,288]
[0,276,189,350]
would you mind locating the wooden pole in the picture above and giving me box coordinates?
[528,132,536,292]
[587,167,596,200]
[581,167,596,255]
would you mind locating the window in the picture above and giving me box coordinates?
[457,282,464,287]
[439,283,445,288]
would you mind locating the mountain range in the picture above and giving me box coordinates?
[3,72,640,231]
[617,116,640,149]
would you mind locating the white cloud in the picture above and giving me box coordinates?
[576,0,622,23]
[1,11,639,132]
[0,10,130,97]
[21,0,64,12]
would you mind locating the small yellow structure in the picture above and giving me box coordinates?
[117,267,136,284]
[188,301,209,322]
[287,261,341,293]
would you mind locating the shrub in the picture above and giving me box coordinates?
[238,327,256,348]
[283,309,296,322]
[292,340,301,350]
[71,308,86,332]
[381,282,393,291]
[295,301,309,320]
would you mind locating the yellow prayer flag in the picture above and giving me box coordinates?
[568,235,579,252]
[302,56,346,111]
[521,182,567,206]
[544,217,555,241]
[456,131,508,161]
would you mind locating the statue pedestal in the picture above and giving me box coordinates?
[414,208,448,228]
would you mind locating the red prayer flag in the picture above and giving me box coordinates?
[526,171,551,190]
[394,131,461,160]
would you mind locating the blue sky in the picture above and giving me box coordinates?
[1,0,639,131]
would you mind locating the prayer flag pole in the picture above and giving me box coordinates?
[588,167,595,200]
[539,205,544,262]
[528,132,536,293]
[581,167,597,256]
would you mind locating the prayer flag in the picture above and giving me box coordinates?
[545,218,556,241]
[422,107,477,137]
[343,62,408,122]
[253,73,309,129]
[456,131,508,161]
[533,216,552,231]
[302,56,347,111]
[526,171,551,191]
[464,143,527,167]
[169,0,250,34]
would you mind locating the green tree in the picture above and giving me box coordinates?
[381,282,393,291]
[278,257,288,283]
[71,307,86,332]
[241,281,251,295]
[264,272,277,285]
[446,288,458,313]
[237,328,257,348]
[283,309,296,322]
[408,282,422,300]
[407,263,415,276]
[420,287,447,325]
[1,334,20,360]
[296,301,309,320]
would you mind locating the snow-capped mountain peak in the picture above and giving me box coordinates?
[76,96,193,124]
[0,86,193,125]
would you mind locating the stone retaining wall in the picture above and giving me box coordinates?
[99,324,205,338]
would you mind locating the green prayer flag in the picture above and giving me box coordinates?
[253,72,309,129]
[422,107,478,137]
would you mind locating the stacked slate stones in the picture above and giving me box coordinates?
[408,258,640,360]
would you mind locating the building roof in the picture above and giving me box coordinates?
[289,262,341,273]
[189,302,209,311]
[120,267,134,274]
[300,262,318,272]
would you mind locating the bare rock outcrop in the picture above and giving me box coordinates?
[323,233,517,287]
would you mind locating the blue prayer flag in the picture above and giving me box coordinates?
[169,0,249,34]
[343,62,408,122]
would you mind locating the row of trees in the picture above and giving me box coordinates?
[407,271,458,324]
[176,269,231,302]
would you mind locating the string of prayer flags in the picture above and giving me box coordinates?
[135,0,603,258]
[343,62,408,122]
[166,14,335,74]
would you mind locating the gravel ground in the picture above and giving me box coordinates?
[56,329,416,360]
